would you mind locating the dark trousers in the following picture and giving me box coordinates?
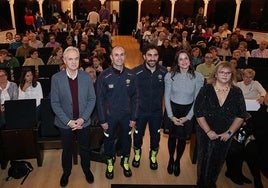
[225,140,244,178]
[226,139,262,183]
[133,113,162,150]
[104,114,132,158]
[196,127,232,188]
[59,126,91,175]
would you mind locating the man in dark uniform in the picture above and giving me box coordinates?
[97,46,138,179]
[132,44,167,170]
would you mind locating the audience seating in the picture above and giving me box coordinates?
[0,99,43,168]
[8,49,16,56]
[37,47,53,65]
[248,57,268,90]
[15,56,25,66]
[38,98,78,164]
[38,78,51,98]
[38,64,60,79]
[0,43,9,50]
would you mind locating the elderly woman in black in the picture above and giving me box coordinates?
[194,61,247,188]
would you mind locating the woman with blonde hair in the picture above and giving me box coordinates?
[194,61,247,187]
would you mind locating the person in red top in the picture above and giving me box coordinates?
[24,9,36,33]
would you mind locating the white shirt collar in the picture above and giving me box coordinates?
[66,69,78,80]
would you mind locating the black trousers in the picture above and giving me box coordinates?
[196,127,232,188]
[59,126,91,175]
[226,139,262,182]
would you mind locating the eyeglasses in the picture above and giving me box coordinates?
[0,74,7,77]
[218,71,232,76]
[205,56,213,59]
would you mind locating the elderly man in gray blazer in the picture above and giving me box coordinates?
[51,46,96,187]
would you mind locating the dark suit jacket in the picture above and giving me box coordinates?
[110,13,119,24]
[51,70,96,129]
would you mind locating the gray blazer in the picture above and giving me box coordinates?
[51,70,96,129]
[0,81,18,104]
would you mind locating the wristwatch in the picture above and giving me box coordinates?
[227,130,233,136]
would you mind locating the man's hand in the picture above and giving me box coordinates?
[129,121,136,128]
[101,122,109,131]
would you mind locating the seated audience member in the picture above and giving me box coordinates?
[245,32,258,52]
[96,26,112,54]
[84,65,97,85]
[0,69,18,128]
[251,40,268,58]
[91,54,105,77]
[55,18,67,32]
[79,41,91,66]
[23,48,44,72]
[222,23,232,39]
[191,47,203,68]
[229,33,240,52]
[156,31,167,47]
[47,46,64,68]
[213,26,225,40]
[201,27,214,46]
[226,68,266,188]
[211,35,221,48]
[0,49,20,69]
[8,34,22,50]
[191,24,205,44]
[217,39,232,61]
[159,39,176,69]
[18,67,43,107]
[196,52,215,81]
[15,36,34,59]
[5,32,15,44]
[45,34,61,48]
[71,29,82,47]
[170,34,182,50]
[234,27,244,41]
[232,49,247,69]
[92,40,106,55]
[29,33,43,49]
[209,46,221,65]
[238,41,251,60]
[229,57,243,82]
[62,35,75,50]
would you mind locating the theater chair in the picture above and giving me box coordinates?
[0,99,43,169]
[38,98,78,165]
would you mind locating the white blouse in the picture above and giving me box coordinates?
[18,81,43,106]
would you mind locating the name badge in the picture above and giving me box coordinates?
[108,84,114,88]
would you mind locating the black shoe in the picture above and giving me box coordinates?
[85,170,94,183]
[121,157,132,177]
[174,161,180,176]
[149,150,158,170]
[105,167,114,179]
[167,159,174,174]
[225,171,243,185]
[105,158,114,179]
[60,173,70,187]
[132,158,140,168]
[132,148,141,168]
[241,174,252,184]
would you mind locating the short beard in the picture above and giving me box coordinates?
[146,60,157,68]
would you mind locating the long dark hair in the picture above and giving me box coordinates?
[19,67,37,90]
[170,50,196,80]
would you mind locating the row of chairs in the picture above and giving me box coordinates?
[0,98,105,169]
[0,99,78,168]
